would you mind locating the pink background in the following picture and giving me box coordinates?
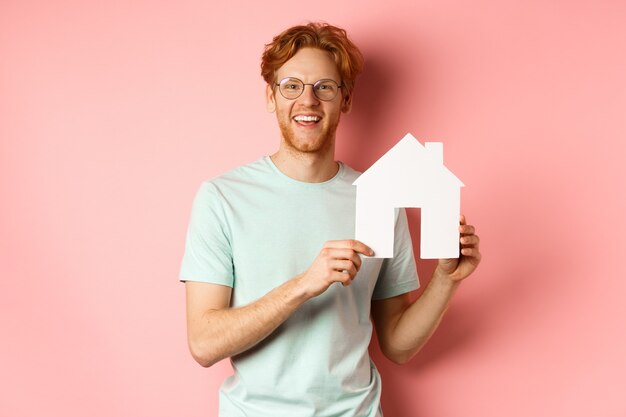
[2,1,625,416]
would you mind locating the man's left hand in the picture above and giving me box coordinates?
[436,215,481,282]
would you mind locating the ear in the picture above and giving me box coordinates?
[266,84,276,113]
[341,92,353,114]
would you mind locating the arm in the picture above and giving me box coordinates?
[185,240,373,367]
[185,278,308,367]
[371,216,481,364]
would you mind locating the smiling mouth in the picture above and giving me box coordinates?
[293,115,321,126]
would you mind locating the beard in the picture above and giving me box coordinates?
[277,113,340,154]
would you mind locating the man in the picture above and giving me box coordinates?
[180,22,481,417]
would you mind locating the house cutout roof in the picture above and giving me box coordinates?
[353,133,464,189]
[353,133,464,259]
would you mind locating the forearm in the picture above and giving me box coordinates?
[388,270,461,363]
[189,276,310,367]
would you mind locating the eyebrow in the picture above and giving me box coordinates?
[278,76,341,83]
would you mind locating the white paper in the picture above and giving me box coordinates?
[353,133,464,259]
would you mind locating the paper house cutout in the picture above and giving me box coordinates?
[353,133,464,259]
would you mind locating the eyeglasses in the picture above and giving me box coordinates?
[275,77,343,101]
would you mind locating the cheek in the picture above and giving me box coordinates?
[325,104,343,120]
[275,100,292,115]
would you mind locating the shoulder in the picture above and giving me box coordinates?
[200,157,272,193]
[337,161,362,185]
[212,157,269,183]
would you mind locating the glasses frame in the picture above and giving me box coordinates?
[275,77,343,101]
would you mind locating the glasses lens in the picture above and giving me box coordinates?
[279,78,304,99]
[314,79,339,101]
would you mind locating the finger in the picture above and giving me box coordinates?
[460,214,466,225]
[321,247,362,264]
[321,248,352,259]
[332,250,363,271]
[461,247,481,259]
[332,260,357,277]
[342,251,362,270]
[324,240,374,256]
[324,239,373,256]
[332,271,354,286]
[460,235,479,246]
[459,224,475,235]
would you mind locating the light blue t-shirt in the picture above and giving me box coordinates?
[180,156,419,417]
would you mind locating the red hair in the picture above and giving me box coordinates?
[261,22,364,97]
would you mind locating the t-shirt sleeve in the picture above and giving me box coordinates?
[179,181,234,286]
[371,208,420,300]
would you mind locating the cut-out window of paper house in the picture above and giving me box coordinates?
[353,133,464,259]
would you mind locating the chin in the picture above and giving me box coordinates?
[279,122,336,154]
[285,133,333,153]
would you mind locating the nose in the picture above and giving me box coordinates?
[298,84,320,106]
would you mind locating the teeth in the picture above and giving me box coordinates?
[294,115,320,122]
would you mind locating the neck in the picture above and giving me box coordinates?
[270,140,339,183]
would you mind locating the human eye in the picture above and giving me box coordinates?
[316,80,337,92]
[282,79,302,91]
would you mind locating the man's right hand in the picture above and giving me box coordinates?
[298,240,374,298]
